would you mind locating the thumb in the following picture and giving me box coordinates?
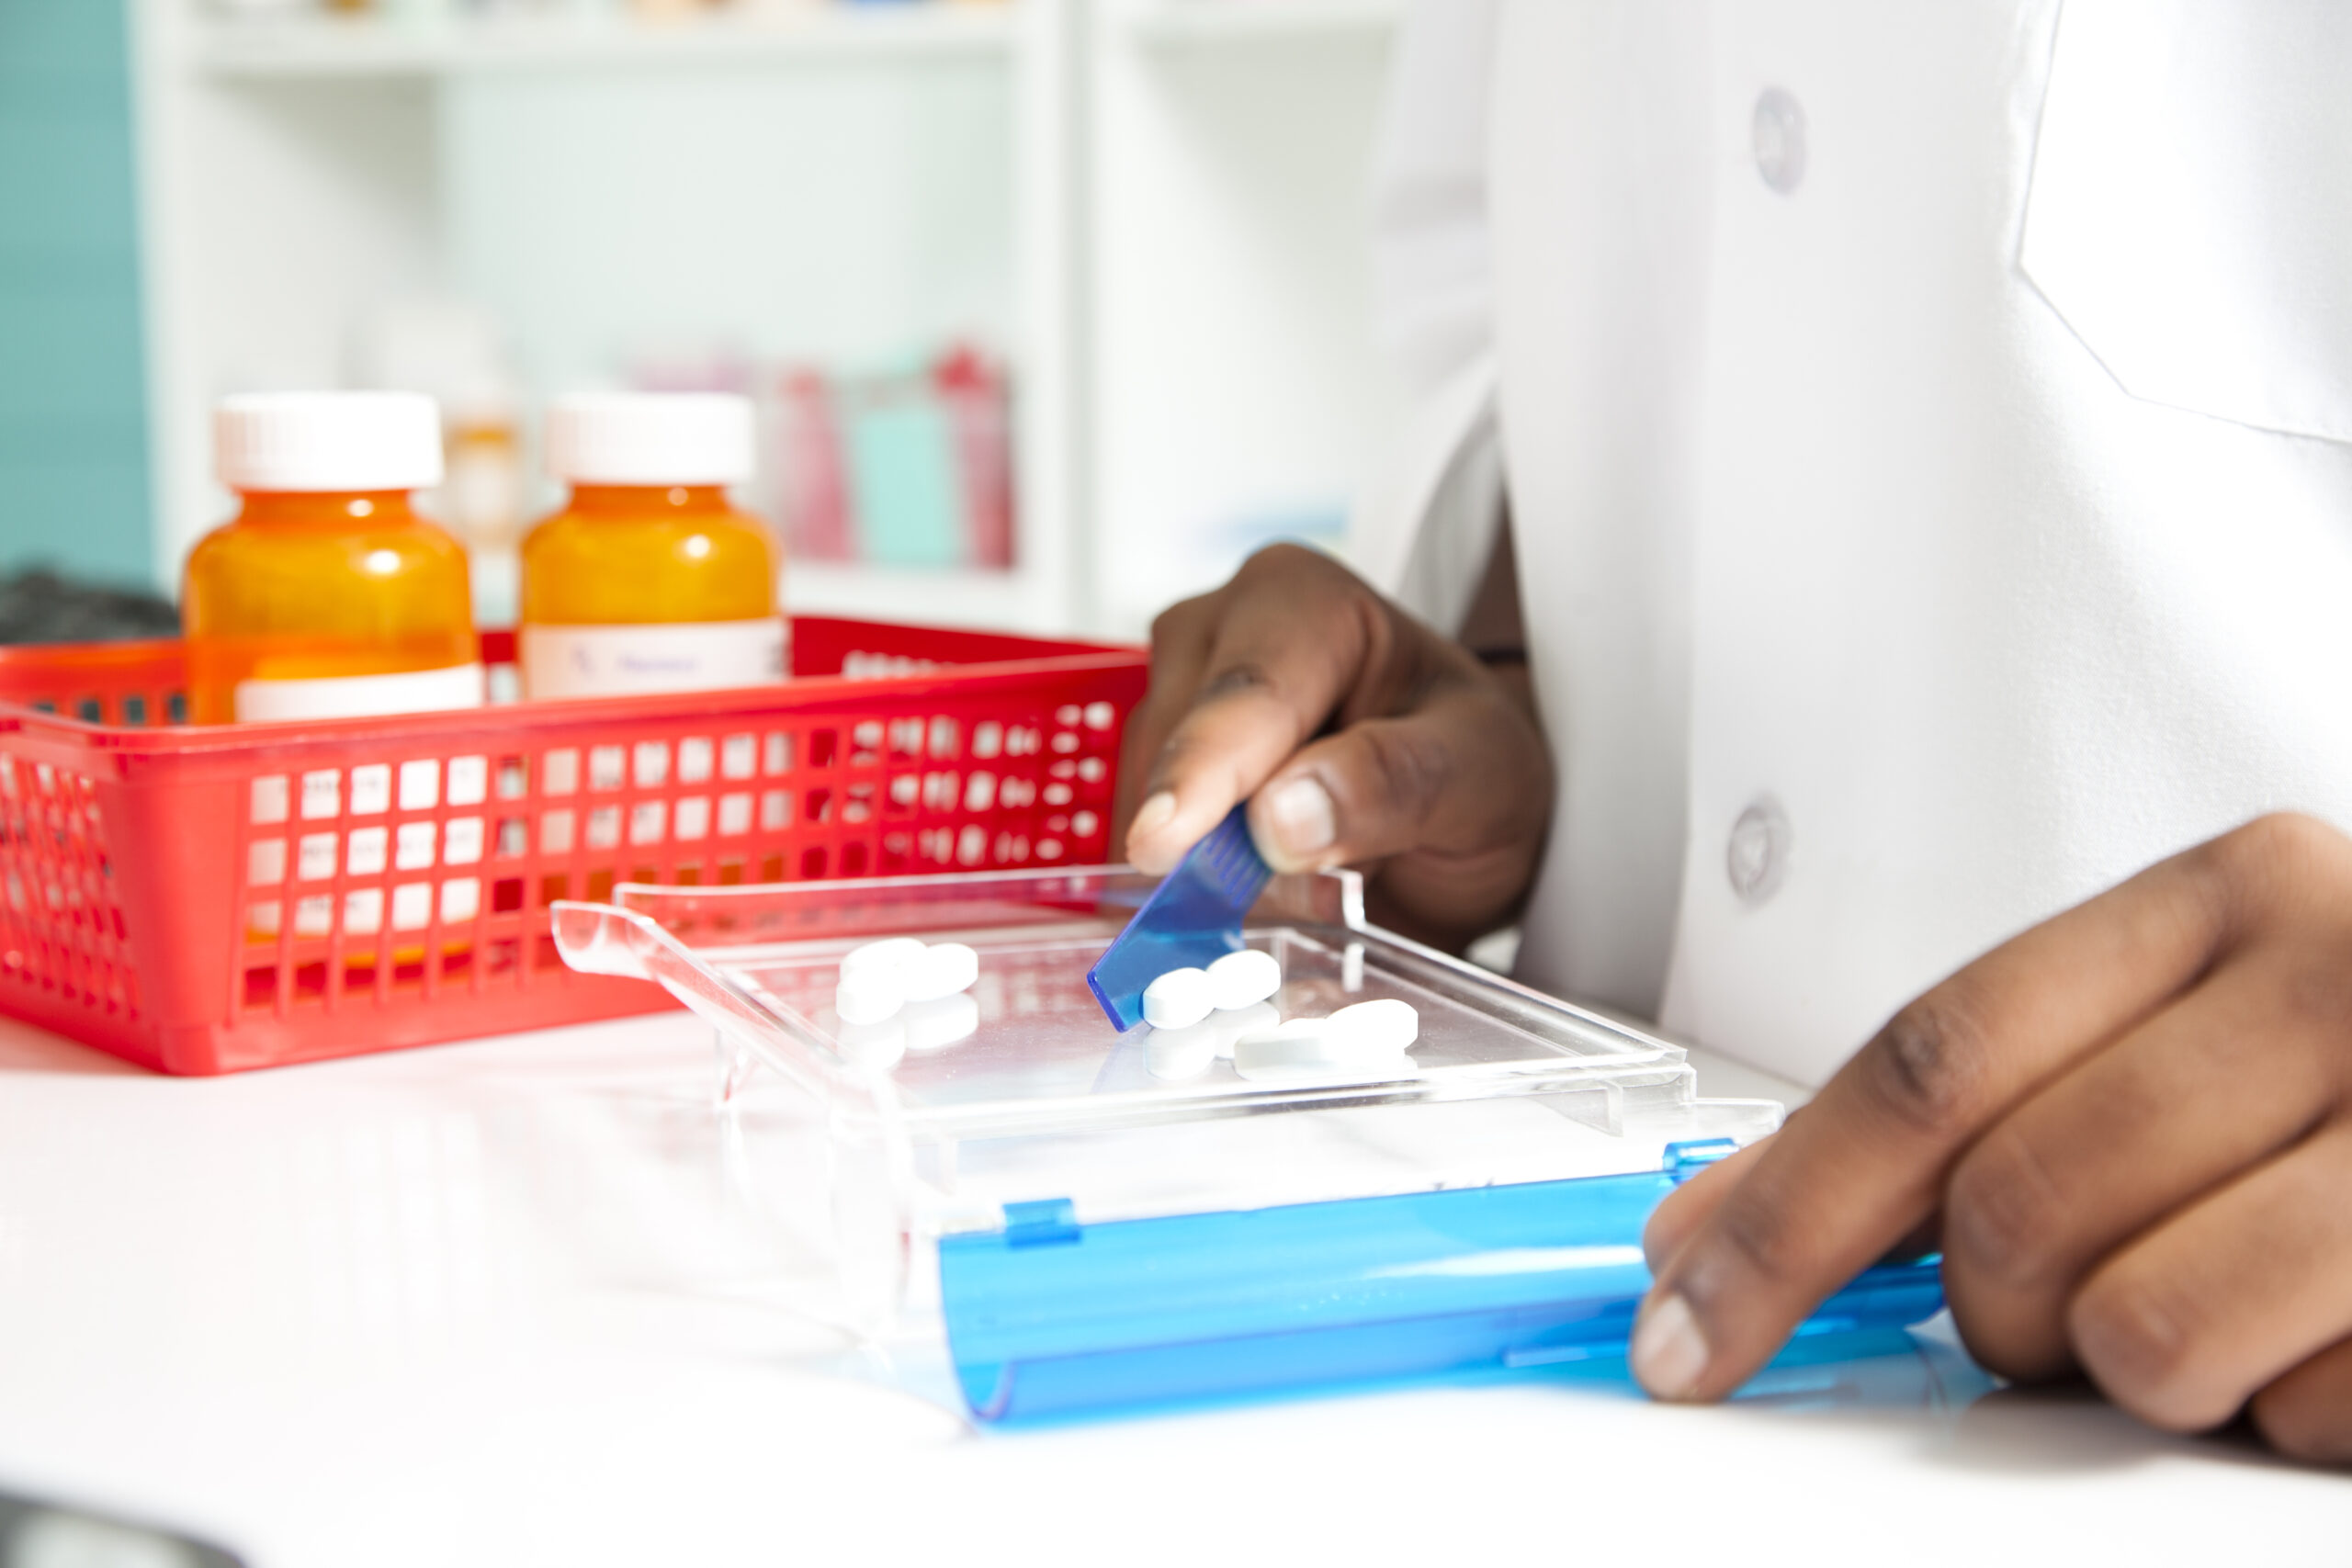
[1246,678,1551,936]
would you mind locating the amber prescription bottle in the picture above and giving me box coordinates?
[184,392,481,725]
[519,392,784,701]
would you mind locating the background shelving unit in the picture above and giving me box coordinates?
[129,0,1405,638]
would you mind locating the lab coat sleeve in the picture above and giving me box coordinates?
[1355,0,1508,635]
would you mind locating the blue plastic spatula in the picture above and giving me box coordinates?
[1087,805,1272,1031]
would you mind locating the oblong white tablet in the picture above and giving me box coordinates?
[1142,966,1215,1030]
[835,970,906,1027]
[1204,948,1283,1011]
[1232,1023,1417,1086]
[904,942,979,1002]
[1146,1020,1219,1081]
[841,936,925,978]
[1328,998,1419,1059]
[903,992,980,1052]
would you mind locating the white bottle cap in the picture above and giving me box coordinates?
[215,391,445,493]
[545,392,755,487]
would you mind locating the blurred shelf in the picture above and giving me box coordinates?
[786,563,1059,635]
[1123,0,1399,46]
[188,5,1018,79]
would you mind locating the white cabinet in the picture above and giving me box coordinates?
[130,0,1402,637]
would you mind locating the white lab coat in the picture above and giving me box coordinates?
[1363,0,2352,1086]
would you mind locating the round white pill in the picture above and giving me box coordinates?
[903,993,980,1052]
[1146,1020,1219,1081]
[1328,998,1419,1059]
[837,1016,908,1072]
[1207,1000,1279,1059]
[1204,948,1282,1011]
[834,970,905,1027]
[904,942,979,1002]
[1141,966,1215,1030]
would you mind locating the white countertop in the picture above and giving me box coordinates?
[0,1010,2343,1566]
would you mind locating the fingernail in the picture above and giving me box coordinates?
[1127,792,1179,871]
[1630,1292,1710,1400]
[1259,777,1337,869]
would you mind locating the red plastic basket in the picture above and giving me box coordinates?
[0,618,1145,1075]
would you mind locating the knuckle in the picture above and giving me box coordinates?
[1859,990,1997,1140]
[1702,1184,1826,1294]
[1349,723,1452,825]
[2203,812,2347,919]
[1146,594,1209,649]
[1944,1134,2067,1285]
[2069,1271,2217,1428]
[2251,1379,2352,1466]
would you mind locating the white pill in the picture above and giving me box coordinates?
[1204,948,1283,1011]
[905,942,979,1002]
[1207,1000,1279,1060]
[1328,998,1419,1058]
[1232,1021,1417,1086]
[835,970,905,1027]
[837,1016,907,1072]
[1142,967,1216,1030]
[1146,1020,1219,1081]
[841,936,925,979]
[903,992,979,1052]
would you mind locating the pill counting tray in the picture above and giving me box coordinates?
[554,868,1941,1420]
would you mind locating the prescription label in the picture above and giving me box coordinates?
[519,618,788,701]
[234,663,487,724]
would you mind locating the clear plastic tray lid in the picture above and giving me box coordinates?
[554,868,1940,1422]
[552,865,1774,1160]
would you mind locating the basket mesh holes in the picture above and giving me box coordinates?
[1000,778,1035,809]
[633,742,668,789]
[1085,702,1115,731]
[841,842,868,876]
[542,750,581,795]
[540,810,574,855]
[628,802,665,846]
[1043,783,1073,807]
[803,789,831,825]
[588,747,625,791]
[300,771,339,820]
[764,732,791,774]
[888,775,919,813]
[496,757,528,799]
[585,807,621,851]
[1055,705,1081,728]
[720,734,756,780]
[971,721,1002,761]
[538,874,568,905]
[495,818,527,858]
[248,840,287,886]
[448,756,489,807]
[806,730,835,770]
[717,794,752,835]
[396,821,436,870]
[1080,756,1107,784]
[800,846,827,879]
[676,739,714,784]
[345,828,389,877]
[252,776,292,826]
[121,694,146,727]
[673,797,710,841]
[399,760,439,811]
[349,765,392,816]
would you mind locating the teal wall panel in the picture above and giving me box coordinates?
[0,0,153,589]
